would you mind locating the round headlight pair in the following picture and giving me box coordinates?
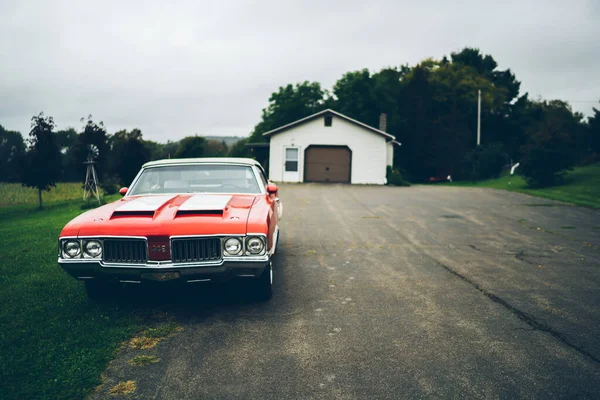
[224,236,265,256]
[62,240,102,258]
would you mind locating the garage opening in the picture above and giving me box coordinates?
[304,145,351,183]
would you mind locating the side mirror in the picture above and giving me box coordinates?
[119,187,128,196]
[266,183,278,195]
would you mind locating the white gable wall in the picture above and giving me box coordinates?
[268,115,388,184]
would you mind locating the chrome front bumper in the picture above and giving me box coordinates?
[58,255,270,284]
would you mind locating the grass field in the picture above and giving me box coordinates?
[0,194,160,400]
[0,182,96,207]
[446,163,600,209]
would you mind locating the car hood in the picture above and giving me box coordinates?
[61,194,258,238]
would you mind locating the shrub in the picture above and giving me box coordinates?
[99,176,119,195]
[518,100,580,187]
[459,143,509,181]
[386,166,410,186]
[520,146,574,187]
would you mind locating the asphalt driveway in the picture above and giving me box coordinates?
[93,184,600,399]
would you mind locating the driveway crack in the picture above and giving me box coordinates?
[348,191,600,366]
[431,256,600,365]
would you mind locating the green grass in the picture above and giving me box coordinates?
[446,163,600,208]
[0,196,154,400]
[0,182,93,207]
[0,183,111,220]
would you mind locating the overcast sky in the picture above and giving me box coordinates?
[1,0,598,142]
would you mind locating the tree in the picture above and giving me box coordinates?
[371,67,408,137]
[160,141,180,159]
[394,64,437,181]
[55,127,78,181]
[332,67,407,137]
[248,81,329,143]
[449,47,523,160]
[243,46,590,184]
[459,143,509,181]
[173,136,208,158]
[108,129,151,185]
[69,116,109,181]
[496,93,534,160]
[520,100,581,187]
[332,69,380,127]
[20,113,61,209]
[451,48,498,78]
[450,47,520,102]
[141,140,180,160]
[55,128,78,152]
[205,139,228,157]
[0,125,25,182]
[228,138,249,158]
[391,51,521,181]
[588,103,600,157]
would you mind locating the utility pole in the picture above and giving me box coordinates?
[477,89,481,146]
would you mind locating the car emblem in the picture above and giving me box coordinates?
[151,244,167,253]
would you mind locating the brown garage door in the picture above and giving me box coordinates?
[304,146,351,183]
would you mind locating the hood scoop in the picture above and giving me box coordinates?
[176,209,223,217]
[176,195,232,216]
[110,195,176,219]
[112,210,155,218]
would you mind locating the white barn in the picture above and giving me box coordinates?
[264,109,400,184]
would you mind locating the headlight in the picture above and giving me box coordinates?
[84,240,102,258]
[246,237,265,254]
[224,237,242,256]
[63,240,81,258]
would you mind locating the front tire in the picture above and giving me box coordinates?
[255,263,273,301]
[84,280,120,302]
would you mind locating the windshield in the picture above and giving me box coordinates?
[127,164,262,195]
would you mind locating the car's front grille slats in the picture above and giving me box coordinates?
[172,238,222,263]
[101,238,222,264]
[103,239,147,264]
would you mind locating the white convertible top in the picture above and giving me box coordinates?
[142,158,262,168]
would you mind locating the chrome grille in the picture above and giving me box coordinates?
[103,239,147,263]
[172,237,222,263]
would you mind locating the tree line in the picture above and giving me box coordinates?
[1,47,599,207]
[0,115,239,207]
[247,47,600,186]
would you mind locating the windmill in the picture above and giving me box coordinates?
[83,144,101,204]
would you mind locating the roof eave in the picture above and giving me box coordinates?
[261,109,396,140]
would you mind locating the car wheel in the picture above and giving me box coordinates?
[255,262,273,301]
[84,280,119,302]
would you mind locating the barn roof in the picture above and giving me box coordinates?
[261,109,396,141]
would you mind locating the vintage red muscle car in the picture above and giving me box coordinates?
[58,158,281,301]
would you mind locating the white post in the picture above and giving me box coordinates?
[477,89,481,146]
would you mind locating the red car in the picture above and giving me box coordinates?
[58,158,282,301]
